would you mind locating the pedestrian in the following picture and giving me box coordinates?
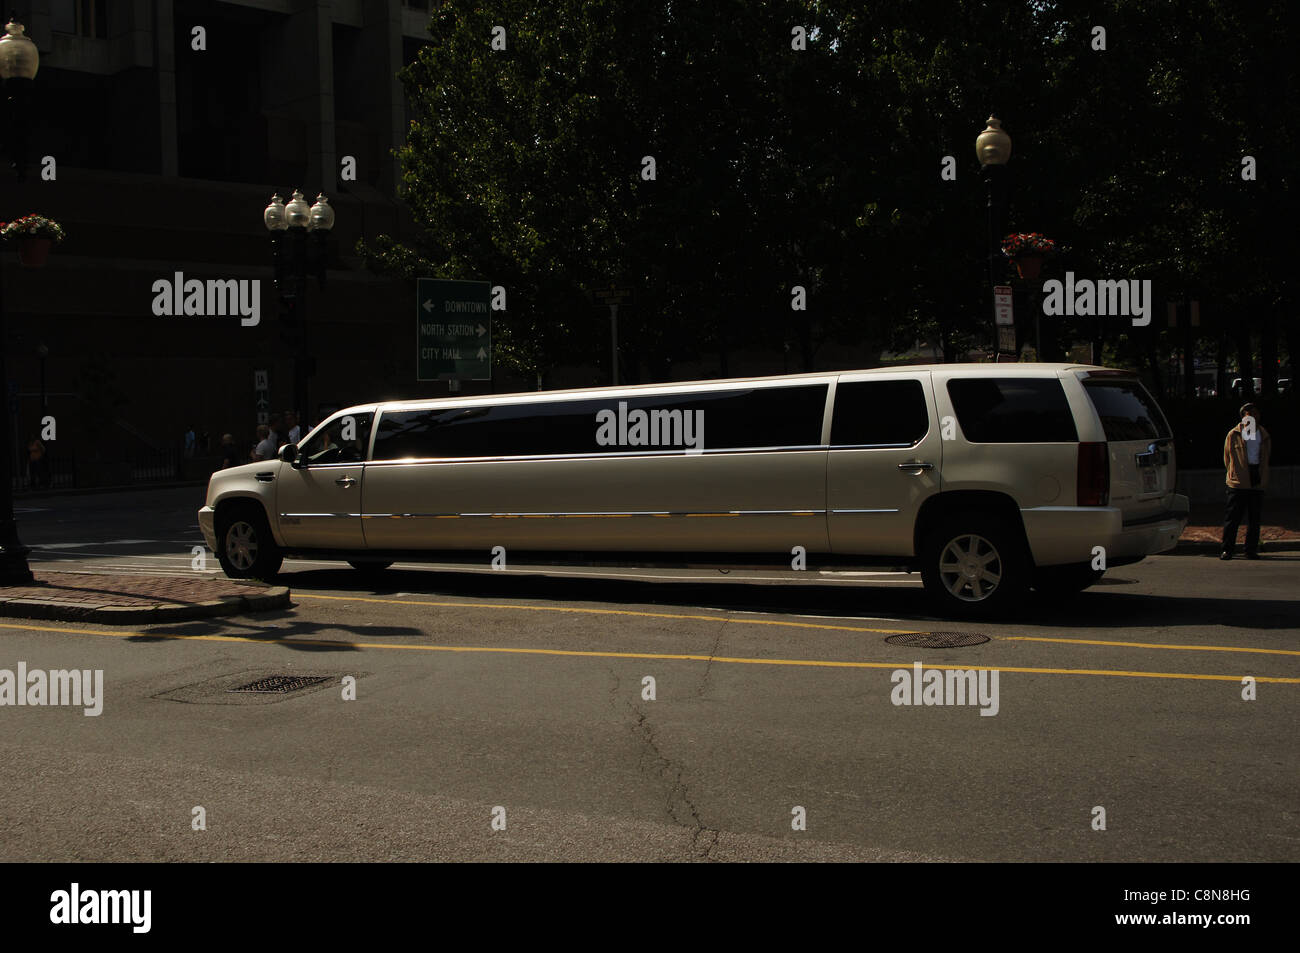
[1221,403,1271,560]
[285,410,301,445]
[219,433,240,469]
[252,424,275,461]
[267,414,283,448]
[26,433,49,489]
[183,426,196,458]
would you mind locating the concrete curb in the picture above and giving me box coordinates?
[0,584,291,625]
[1172,538,1300,555]
[14,480,209,500]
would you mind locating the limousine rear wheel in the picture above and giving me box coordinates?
[920,515,1028,617]
[217,505,283,580]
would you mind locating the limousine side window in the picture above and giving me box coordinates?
[1082,379,1171,441]
[370,384,829,460]
[946,377,1078,443]
[830,379,929,447]
[298,412,374,465]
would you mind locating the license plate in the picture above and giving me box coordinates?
[1141,467,1159,494]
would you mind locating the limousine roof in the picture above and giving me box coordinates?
[348,362,1127,415]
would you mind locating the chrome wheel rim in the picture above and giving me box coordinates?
[226,521,258,571]
[938,533,1002,602]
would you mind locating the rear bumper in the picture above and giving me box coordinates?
[1021,495,1189,566]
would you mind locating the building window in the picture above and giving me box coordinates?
[51,0,108,39]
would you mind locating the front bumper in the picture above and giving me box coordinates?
[198,506,217,552]
[1021,494,1190,566]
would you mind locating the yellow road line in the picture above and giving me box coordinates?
[1005,636,1300,657]
[296,594,1300,662]
[293,592,923,635]
[1,620,1295,683]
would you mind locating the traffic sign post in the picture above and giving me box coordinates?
[417,279,492,382]
[594,286,631,385]
[993,284,1016,358]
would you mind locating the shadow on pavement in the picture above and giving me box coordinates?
[131,612,423,650]
[274,563,1300,632]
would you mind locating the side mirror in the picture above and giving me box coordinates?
[278,443,301,467]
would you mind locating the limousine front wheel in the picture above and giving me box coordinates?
[217,505,283,580]
[921,517,1028,617]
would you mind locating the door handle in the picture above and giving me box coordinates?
[898,461,934,471]
[334,477,357,488]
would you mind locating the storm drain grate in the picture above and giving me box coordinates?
[886,631,989,648]
[228,675,332,694]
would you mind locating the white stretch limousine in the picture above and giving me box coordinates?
[199,364,1189,616]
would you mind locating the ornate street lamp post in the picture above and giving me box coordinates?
[263,190,334,432]
[0,17,37,180]
[976,116,1012,359]
[0,15,37,583]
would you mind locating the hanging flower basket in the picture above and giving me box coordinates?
[1,214,66,269]
[1001,232,1057,281]
[1014,254,1045,280]
[17,237,51,267]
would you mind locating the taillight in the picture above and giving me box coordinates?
[1077,441,1109,506]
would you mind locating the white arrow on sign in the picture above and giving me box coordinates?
[476,347,487,360]
[423,299,434,313]
[477,324,486,336]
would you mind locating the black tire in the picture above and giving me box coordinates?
[348,560,393,573]
[216,504,283,580]
[920,513,1029,618]
[1033,563,1105,595]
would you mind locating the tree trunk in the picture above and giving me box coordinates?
[1235,322,1254,397]
[1216,328,1230,399]
[1145,346,1165,399]
[1260,307,1279,396]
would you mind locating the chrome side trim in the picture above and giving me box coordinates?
[351,509,828,520]
[280,513,364,518]
[831,508,901,514]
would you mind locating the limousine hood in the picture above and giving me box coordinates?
[204,460,279,507]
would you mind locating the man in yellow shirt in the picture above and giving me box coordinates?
[1221,403,1271,560]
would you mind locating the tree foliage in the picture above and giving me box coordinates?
[360,0,1295,387]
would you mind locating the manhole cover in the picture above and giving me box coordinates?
[885,631,989,648]
[228,675,332,694]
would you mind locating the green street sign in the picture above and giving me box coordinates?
[416,279,492,381]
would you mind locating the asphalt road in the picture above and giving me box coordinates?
[3,486,1297,862]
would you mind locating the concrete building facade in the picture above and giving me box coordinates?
[4,0,466,481]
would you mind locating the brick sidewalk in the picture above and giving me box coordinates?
[0,572,290,624]
[1181,498,1300,548]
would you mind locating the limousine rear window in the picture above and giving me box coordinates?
[1082,378,1171,441]
[831,379,928,447]
[370,384,829,459]
[946,377,1078,443]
